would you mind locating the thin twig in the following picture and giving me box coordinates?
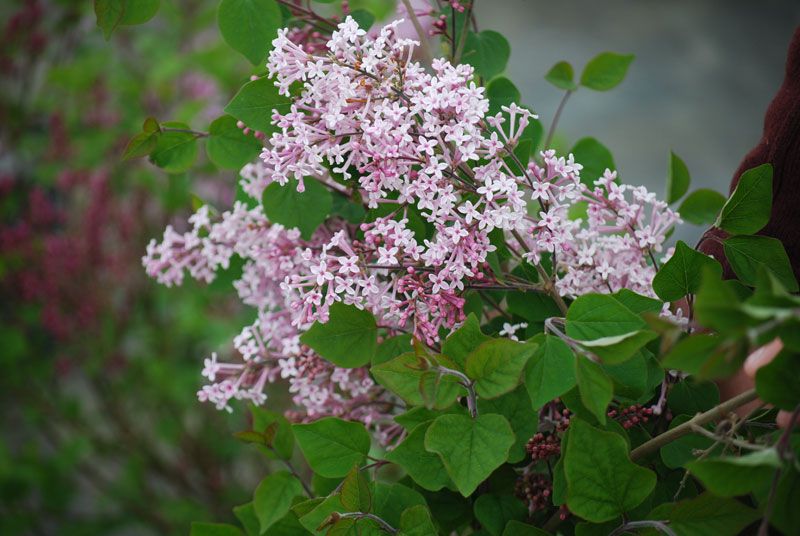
[630,389,759,461]
[758,403,800,536]
[688,424,767,451]
[544,90,573,149]
[453,0,475,64]
[401,0,435,65]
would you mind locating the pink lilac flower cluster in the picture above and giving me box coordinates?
[143,16,680,435]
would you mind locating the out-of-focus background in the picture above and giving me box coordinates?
[477,0,800,241]
[0,0,797,534]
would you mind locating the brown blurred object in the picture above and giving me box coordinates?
[697,26,800,282]
[701,27,800,422]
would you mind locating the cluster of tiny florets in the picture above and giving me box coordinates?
[143,16,680,438]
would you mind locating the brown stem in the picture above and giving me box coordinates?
[758,403,800,536]
[630,388,759,461]
[400,0,435,66]
[544,90,573,149]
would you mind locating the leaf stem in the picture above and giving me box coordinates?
[608,520,676,536]
[279,457,315,497]
[339,512,398,534]
[160,127,208,138]
[436,365,478,418]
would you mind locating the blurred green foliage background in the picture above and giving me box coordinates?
[1,1,797,534]
[0,1,271,533]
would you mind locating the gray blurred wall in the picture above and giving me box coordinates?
[476,0,800,241]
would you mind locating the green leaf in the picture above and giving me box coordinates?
[755,350,800,410]
[473,494,527,536]
[190,523,244,536]
[206,115,262,169]
[487,77,521,116]
[666,151,691,204]
[659,415,715,469]
[686,449,780,497]
[398,505,438,536]
[506,292,561,324]
[254,471,305,533]
[524,335,576,409]
[693,266,752,333]
[373,334,413,366]
[575,357,613,424]
[297,495,341,534]
[566,293,645,338]
[715,163,773,234]
[678,189,727,225]
[566,293,652,363]
[610,289,662,315]
[123,117,161,161]
[331,194,366,224]
[218,0,282,64]
[724,235,798,292]
[251,406,294,459]
[653,241,722,301]
[564,418,656,522]
[94,0,124,39]
[772,469,800,536]
[661,333,741,378]
[602,350,660,400]
[224,77,291,134]
[461,30,510,80]
[300,302,376,367]
[372,483,427,527]
[371,352,462,409]
[580,52,634,91]
[545,61,577,91]
[385,422,452,491]
[350,9,375,30]
[233,502,260,536]
[465,339,538,399]
[645,493,759,536]
[502,520,550,535]
[340,464,371,512]
[477,386,538,463]
[424,413,515,496]
[262,178,332,239]
[441,313,490,370]
[292,417,371,478]
[118,0,160,25]
[667,380,719,416]
[149,121,198,173]
[570,137,615,186]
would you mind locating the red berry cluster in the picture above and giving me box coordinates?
[525,431,561,462]
[608,404,654,429]
[526,407,571,462]
[514,473,552,514]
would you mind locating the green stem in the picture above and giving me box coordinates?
[544,90,572,149]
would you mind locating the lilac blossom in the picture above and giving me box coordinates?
[143,16,681,440]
